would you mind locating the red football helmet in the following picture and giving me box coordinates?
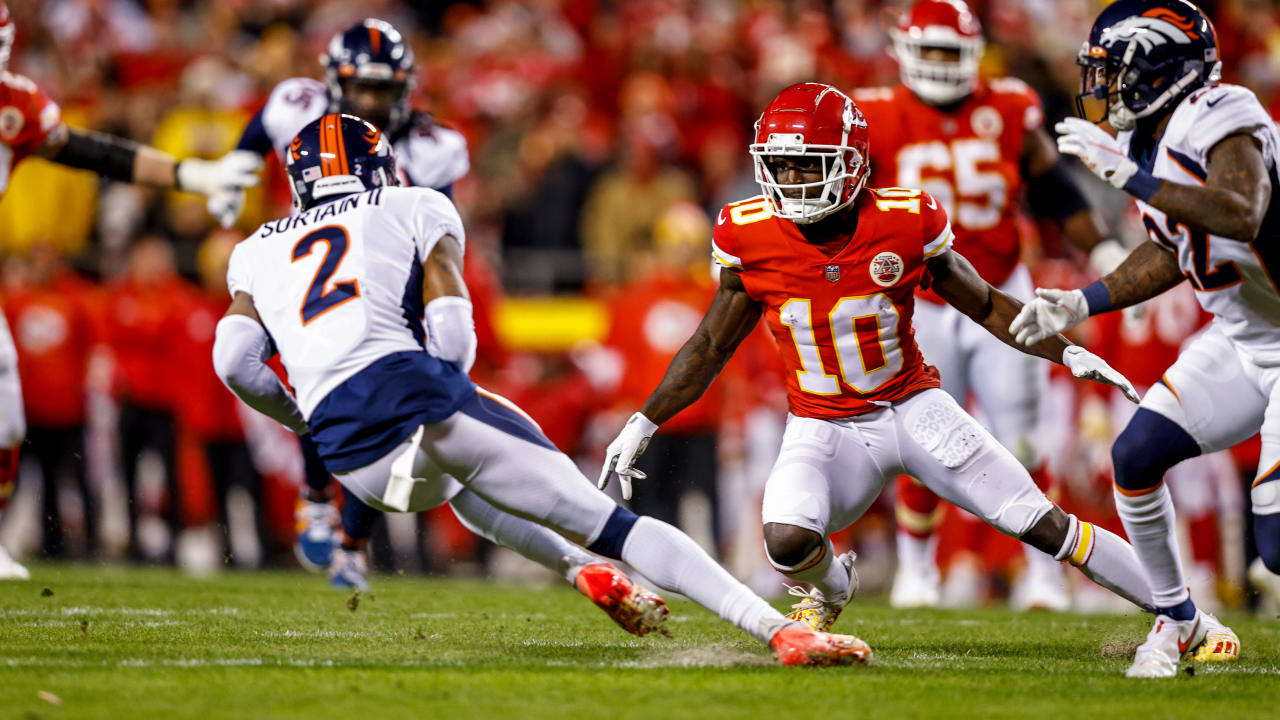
[890,0,985,105]
[0,3,12,74]
[750,82,870,224]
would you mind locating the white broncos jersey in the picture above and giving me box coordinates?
[1119,83,1280,367]
[227,186,465,419]
[259,77,470,191]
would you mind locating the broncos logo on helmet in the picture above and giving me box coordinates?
[1076,0,1219,131]
[285,114,400,212]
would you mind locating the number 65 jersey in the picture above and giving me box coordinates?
[711,189,953,419]
[1118,83,1280,367]
[227,186,474,470]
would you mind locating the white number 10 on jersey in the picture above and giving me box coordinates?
[779,294,904,395]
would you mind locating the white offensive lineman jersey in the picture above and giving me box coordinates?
[228,185,464,417]
[1119,83,1280,367]
[256,77,470,191]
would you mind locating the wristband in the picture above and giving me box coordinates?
[1080,280,1113,316]
[1121,166,1161,202]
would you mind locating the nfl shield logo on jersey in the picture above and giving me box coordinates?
[870,252,903,287]
[825,264,841,283]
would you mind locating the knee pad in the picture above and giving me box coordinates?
[1112,409,1200,492]
[1253,479,1280,573]
[905,395,986,469]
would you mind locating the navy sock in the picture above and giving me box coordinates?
[340,484,380,548]
[1254,510,1280,574]
[1157,596,1197,622]
[586,506,640,560]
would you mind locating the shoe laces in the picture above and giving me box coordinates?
[785,584,826,612]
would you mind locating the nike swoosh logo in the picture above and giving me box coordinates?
[1206,96,1224,108]
[1177,618,1201,654]
[926,196,937,210]
[717,211,728,225]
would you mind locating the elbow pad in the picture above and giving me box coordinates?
[424,296,477,374]
[1026,159,1089,222]
[213,315,309,435]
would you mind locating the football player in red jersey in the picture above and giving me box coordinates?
[600,83,1156,636]
[0,2,260,579]
[852,0,1124,610]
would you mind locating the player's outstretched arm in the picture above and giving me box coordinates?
[36,126,262,202]
[929,248,1139,402]
[212,293,309,435]
[1007,241,1184,347]
[598,269,762,499]
[1056,118,1270,242]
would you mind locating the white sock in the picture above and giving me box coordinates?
[622,516,792,644]
[450,489,599,584]
[1112,485,1188,608]
[1055,512,1155,610]
[895,532,937,576]
[771,537,852,603]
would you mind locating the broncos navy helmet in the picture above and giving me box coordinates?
[285,113,400,212]
[320,18,415,133]
[1076,0,1220,130]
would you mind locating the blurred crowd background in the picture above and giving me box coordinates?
[1,0,1278,611]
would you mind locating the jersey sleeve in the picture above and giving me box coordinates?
[0,73,63,158]
[225,240,254,299]
[1184,85,1277,169]
[411,188,466,260]
[988,77,1045,132]
[259,77,328,159]
[710,205,744,271]
[920,192,954,258]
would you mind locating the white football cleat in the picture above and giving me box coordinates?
[784,552,858,632]
[1126,610,1208,678]
[1191,612,1240,663]
[890,557,940,609]
[0,544,29,580]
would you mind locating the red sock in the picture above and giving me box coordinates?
[896,475,943,539]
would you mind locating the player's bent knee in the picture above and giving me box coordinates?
[1021,506,1070,557]
[1252,480,1280,573]
[1112,408,1200,492]
[763,523,824,573]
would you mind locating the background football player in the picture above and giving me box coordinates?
[600,83,1178,648]
[1011,0,1263,678]
[0,1,261,580]
[219,18,470,588]
[853,0,1126,611]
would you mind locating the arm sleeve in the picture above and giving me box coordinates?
[1186,85,1278,167]
[212,315,308,435]
[236,109,273,155]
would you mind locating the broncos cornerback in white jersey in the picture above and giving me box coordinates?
[1119,83,1280,365]
[227,185,472,472]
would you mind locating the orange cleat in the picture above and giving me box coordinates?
[769,625,872,667]
[575,563,669,637]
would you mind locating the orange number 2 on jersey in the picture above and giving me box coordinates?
[780,294,904,395]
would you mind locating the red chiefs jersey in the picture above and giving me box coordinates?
[0,71,63,195]
[853,80,1043,296]
[712,189,951,419]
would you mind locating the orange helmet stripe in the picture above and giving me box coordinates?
[368,26,381,55]
[334,115,350,176]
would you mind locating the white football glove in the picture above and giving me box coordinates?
[597,412,658,501]
[1063,345,1141,404]
[1054,118,1140,190]
[1009,288,1089,346]
[177,150,263,199]
[206,188,246,229]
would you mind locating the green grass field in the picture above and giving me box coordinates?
[1,564,1277,720]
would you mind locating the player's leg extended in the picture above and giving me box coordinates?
[891,300,963,608]
[448,488,667,637]
[404,391,869,664]
[1249,370,1280,588]
[294,435,339,571]
[761,415,887,630]
[895,388,1155,610]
